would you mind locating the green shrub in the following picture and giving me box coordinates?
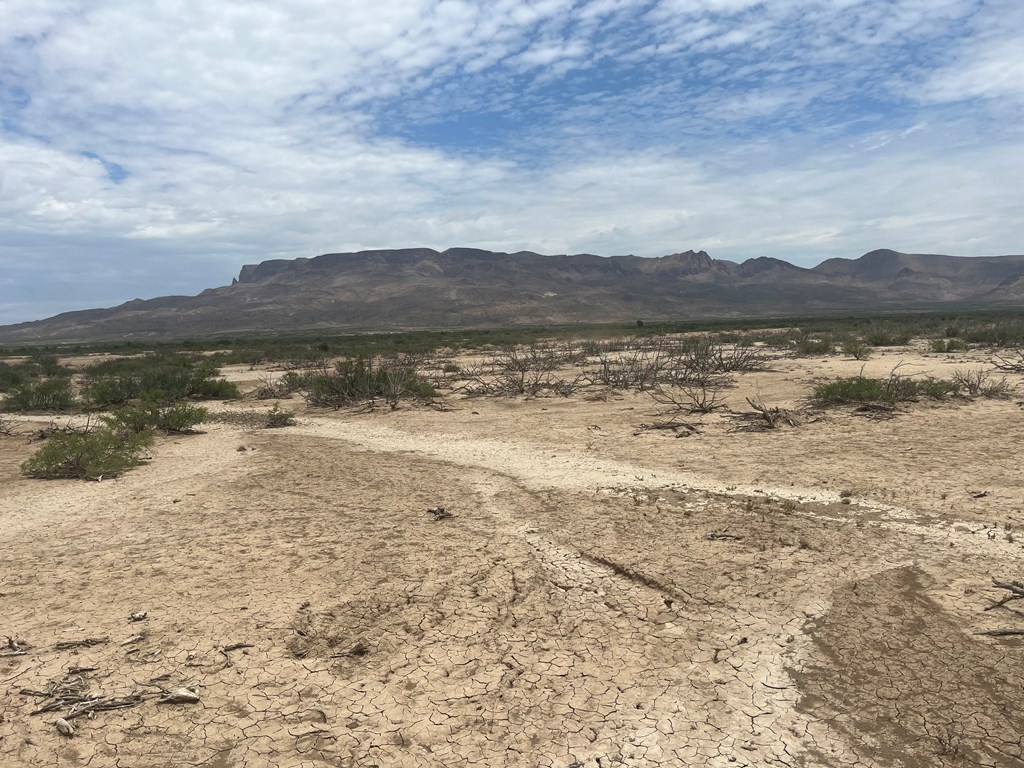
[306,356,436,408]
[930,338,968,353]
[188,377,240,400]
[0,362,30,392]
[866,330,912,347]
[795,334,834,356]
[155,402,209,433]
[103,401,208,435]
[813,373,960,405]
[280,371,311,392]
[3,378,75,412]
[264,404,296,428]
[813,376,890,404]
[29,354,68,377]
[841,338,872,360]
[83,355,239,406]
[82,376,141,406]
[21,428,152,480]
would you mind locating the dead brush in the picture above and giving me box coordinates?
[649,374,730,414]
[0,413,20,437]
[951,367,1014,399]
[585,347,665,391]
[992,349,1024,374]
[457,345,585,397]
[728,397,800,432]
[252,371,288,400]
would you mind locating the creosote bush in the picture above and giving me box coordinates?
[264,404,297,427]
[841,338,872,360]
[2,378,76,412]
[21,428,152,480]
[82,354,239,406]
[931,338,968,353]
[103,401,209,435]
[305,356,436,408]
[814,371,960,405]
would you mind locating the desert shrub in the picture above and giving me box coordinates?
[155,402,208,432]
[814,376,889,404]
[188,374,240,400]
[3,378,76,412]
[960,318,1024,347]
[841,337,872,360]
[0,362,31,392]
[21,428,152,480]
[795,334,834,356]
[931,338,968,353]
[813,372,960,405]
[910,378,960,399]
[28,354,68,377]
[102,401,208,434]
[206,406,296,428]
[81,376,141,406]
[866,329,912,347]
[280,370,312,391]
[951,368,1013,399]
[306,356,436,408]
[83,355,239,405]
[442,362,461,374]
[253,370,312,399]
[264,404,296,427]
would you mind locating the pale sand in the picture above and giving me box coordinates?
[1,345,1022,767]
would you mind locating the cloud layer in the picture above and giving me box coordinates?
[2,0,1022,324]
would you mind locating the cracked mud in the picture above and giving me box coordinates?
[2,350,1023,767]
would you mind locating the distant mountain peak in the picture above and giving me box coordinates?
[2,247,1023,342]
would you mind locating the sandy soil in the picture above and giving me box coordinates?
[1,346,1023,767]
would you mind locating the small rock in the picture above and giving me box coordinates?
[55,718,75,738]
[159,687,200,704]
[129,611,148,623]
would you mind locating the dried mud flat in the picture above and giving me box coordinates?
[2,348,1024,768]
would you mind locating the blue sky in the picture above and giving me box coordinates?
[1,0,1023,324]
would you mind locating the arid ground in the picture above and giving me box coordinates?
[2,343,1023,767]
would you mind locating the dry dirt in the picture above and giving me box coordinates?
[2,346,1024,767]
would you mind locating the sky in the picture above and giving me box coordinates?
[1,0,1023,324]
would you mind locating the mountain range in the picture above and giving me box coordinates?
[3,247,1024,343]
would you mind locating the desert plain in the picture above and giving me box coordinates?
[1,340,1023,768]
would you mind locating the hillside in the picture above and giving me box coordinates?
[3,247,1024,342]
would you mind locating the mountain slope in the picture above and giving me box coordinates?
[2,248,1023,342]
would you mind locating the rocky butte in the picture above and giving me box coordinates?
[3,248,1024,342]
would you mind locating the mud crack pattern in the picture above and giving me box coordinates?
[2,422,1023,768]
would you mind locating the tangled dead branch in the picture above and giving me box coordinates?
[21,669,150,720]
[992,350,1024,374]
[0,413,20,437]
[951,368,1013,399]
[727,398,800,432]
[984,577,1024,612]
[649,379,730,415]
